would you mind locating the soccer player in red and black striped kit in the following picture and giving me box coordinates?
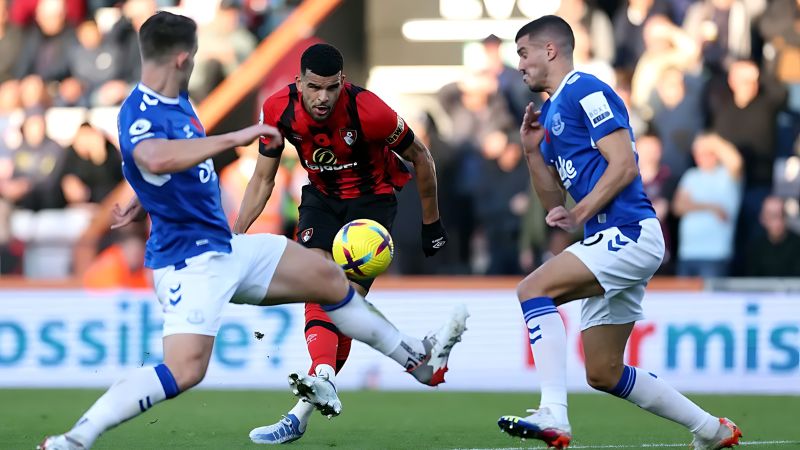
[234,44,459,444]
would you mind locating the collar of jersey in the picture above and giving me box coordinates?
[550,69,577,102]
[137,83,180,105]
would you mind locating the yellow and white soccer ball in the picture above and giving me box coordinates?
[332,219,394,280]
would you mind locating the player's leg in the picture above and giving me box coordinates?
[264,239,466,383]
[41,254,235,449]
[583,322,742,449]
[497,250,601,448]
[251,302,356,444]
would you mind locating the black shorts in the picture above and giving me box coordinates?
[296,184,397,290]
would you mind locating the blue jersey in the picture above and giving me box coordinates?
[539,71,655,239]
[118,83,231,269]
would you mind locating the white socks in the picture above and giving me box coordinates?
[520,297,569,425]
[68,364,179,447]
[608,366,719,439]
[323,287,426,368]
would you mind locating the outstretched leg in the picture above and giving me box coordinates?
[40,334,213,450]
[583,324,742,449]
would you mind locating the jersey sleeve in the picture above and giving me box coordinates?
[570,77,629,144]
[118,107,170,158]
[356,90,415,153]
[258,90,287,158]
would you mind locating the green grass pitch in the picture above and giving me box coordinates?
[2,389,798,449]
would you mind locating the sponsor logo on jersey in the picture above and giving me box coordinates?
[312,148,337,165]
[305,148,358,171]
[340,128,357,146]
[386,116,405,145]
[579,91,614,128]
[300,228,313,243]
[551,112,565,136]
[555,155,577,189]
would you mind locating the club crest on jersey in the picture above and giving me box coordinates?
[300,228,314,243]
[340,128,357,146]
[551,113,565,136]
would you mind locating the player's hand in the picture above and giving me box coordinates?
[111,198,146,229]
[232,124,283,148]
[520,102,545,152]
[545,206,579,233]
[421,219,448,257]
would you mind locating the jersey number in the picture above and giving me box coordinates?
[198,159,217,183]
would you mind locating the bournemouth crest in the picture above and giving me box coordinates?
[300,228,314,243]
[340,128,357,146]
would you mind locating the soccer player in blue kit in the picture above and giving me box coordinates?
[38,11,467,450]
[496,16,741,450]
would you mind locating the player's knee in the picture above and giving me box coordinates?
[169,359,209,391]
[314,259,349,303]
[516,275,549,301]
[585,363,623,392]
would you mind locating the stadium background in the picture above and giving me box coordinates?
[0,0,799,448]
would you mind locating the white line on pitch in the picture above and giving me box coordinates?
[459,440,800,449]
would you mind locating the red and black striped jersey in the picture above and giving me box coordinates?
[259,82,414,199]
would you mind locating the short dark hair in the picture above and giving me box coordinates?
[138,11,197,62]
[300,43,343,77]
[515,15,575,51]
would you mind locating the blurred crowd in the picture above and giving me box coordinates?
[393,0,800,279]
[0,0,798,284]
[0,0,298,282]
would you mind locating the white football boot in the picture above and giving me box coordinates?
[287,372,342,418]
[691,417,742,450]
[498,407,572,449]
[36,435,86,450]
[249,414,305,445]
[408,304,469,386]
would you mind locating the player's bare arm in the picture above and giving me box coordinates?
[133,124,282,175]
[233,154,282,234]
[520,103,566,211]
[564,128,639,229]
[399,136,440,224]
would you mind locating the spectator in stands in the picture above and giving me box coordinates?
[14,0,77,83]
[19,74,50,110]
[759,0,800,91]
[0,0,24,83]
[573,22,616,86]
[83,225,150,289]
[104,0,157,89]
[614,71,648,137]
[9,0,85,27]
[708,60,787,260]
[474,131,528,275]
[683,0,753,73]
[744,195,800,276]
[631,15,700,113]
[65,19,126,107]
[613,0,672,71]
[480,34,537,128]
[637,134,674,271]
[2,109,65,211]
[673,133,743,278]
[646,66,705,181]
[189,0,257,100]
[59,123,123,206]
[438,69,514,273]
[557,0,615,64]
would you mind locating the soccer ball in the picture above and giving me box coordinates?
[332,219,394,280]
